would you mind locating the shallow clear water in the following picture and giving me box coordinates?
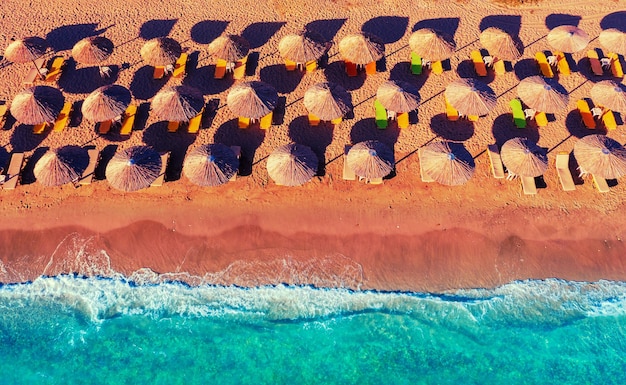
[2,276,626,384]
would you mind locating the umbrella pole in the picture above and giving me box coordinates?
[31,58,44,78]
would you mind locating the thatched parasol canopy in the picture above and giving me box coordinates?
[574,134,626,179]
[409,29,455,61]
[227,81,278,119]
[479,27,522,60]
[338,32,384,65]
[208,35,250,62]
[420,141,475,186]
[547,25,589,53]
[81,85,131,122]
[10,86,64,125]
[140,37,182,66]
[266,143,318,186]
[4,37,48,63]
[152,85,205,122]
[183,143,239,187]
[376,80,420,113]
[444,78,496,116]
[599,28,626,55]
[106,146,162,192]
[347,140,394,179]
[590,81,626,113]
[72,36,114,65]
[303,82,352,121]
[517,76,569,113]
[34,146,90,187]
[278,30,328,63]
[501,137,548,177]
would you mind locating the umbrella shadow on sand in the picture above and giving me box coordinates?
[545,14,581,29]
[129,65,168,100]
[350,118,400,150]
[183,65,234,96]
[323,61,365,91]
[10,124,48,152]
[0,147,10,171]
[362,16,409,44]
[456,59,496,83]
[413,18,460,39]
[259,64,304,94]
[139,19,178,40]
[190,20,229,44]
[288,116,334,175]
[480,15,522,37]
[46,23,108,51]
[601,12,626,32]
[20,147,49,185]
[305,19,347,42]
[513,58,541,81]
[242,22,286,49]
[388,62,428,90]
[213,119,266,176]
[142,122,197,181]
[430,113,475,142]
[565,109,607,139]
[491,113,540,148]
[58,60,119,94]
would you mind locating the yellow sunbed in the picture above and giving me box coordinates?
[285,60,297,71]
[187,110,203,133]
[53,102,72,132]
[397,112,409,129]
[608,53,624,78]
[602,109,617,131]
[535,52,554,78]
[445,96,459,121]
[120,105,137,135]
[305,60,317,73]
[471,50,487,77]
[493,59,506,75]
[233,56,247,80]
[172,53,188,78]
[555,152,575,191]
[521,176,537,195]
[430,60,444,75]
[576,99,596,129]
[238,116,250,129]
[260,112,272,129]
[33,122,48,134]
[554,51,570,76]
[535,111,548,127]
[592,174,610,193]
[308,114,320,126]
[330,116,342,125]
[487,144,505,179]
[45,56,65,82]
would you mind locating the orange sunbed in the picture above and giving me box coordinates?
[99,120,112,134]
[365,62,377,75]
[587,50,603,76]
[285,60,297,71]
[345,61,358,77]
[238,116,250,129]
[33,122,48,134]
[397,112,409,128]
[445,96,459,121]
[153,66,165,79]
[308,114,320,126]
[167,121,180,133]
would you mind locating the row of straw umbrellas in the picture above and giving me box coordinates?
[32,133,626,191]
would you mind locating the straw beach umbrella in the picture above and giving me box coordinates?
[517,76,568,113]
[152,85,205,122]
[10,86,64,125]
[303,82,352,121]
[183,144,239,187]
[547,25,589,53]
[409,29,455,62]
[376,80,420,113]
[208,35,250,62]
[591,81,626,113]
[444,78,496,116]
[106,146,162,192]
[599,29,626,55]
[4,37,48,77]
[34,146,89,187]
[338,32,384,65]
[266,143,318,186]
[347,140,394,179]
[574,135,626,179]
[501,137,548,177]
[420,141,475,186]
[140,37,182,66]
[72,36,114,65]
[82,85,131,122]
[278,30,328,64]
[227,81,278,119]
[479,27,522,61]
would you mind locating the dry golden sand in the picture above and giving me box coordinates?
[0,0,625,291]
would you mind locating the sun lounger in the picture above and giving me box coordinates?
[602,109,617,131]
[215,59,227,79]
[99,119,112,134]
[554,51,570,76]
[187,110,203,134]
[367,177,383,184]
[260,112,272,129]
[608,53,624,78]
[535,111,548,127]
[33,122,48,134]
[172,53,188,78]
[308,114,320,126]
[468,115,479,122]
[0,101,8,125]
[53,102,72,132]
[345,61,358,77]
[150,152,170,187]
[509,99,527,128]
[576,99,596,129]
[119,105,137,135]
[2,152,24,190]
[592,174,610,192]
[238,116,250,129]
[418,148,435,182]
[397,112,409,129]
[233,56,247,80]
[445,96,459,121]
[535,51,554,78]
[79,147,99,185]
[587,50,603,76]
[167,121,180,133]
[44,56,65,82]
[411,52,422,75]
[229,146,241,182]
[343,145,356,181]
[430,60,444,75]
[153,66,165,79]
[471,50,488,77]
[555,152,576,191]
[374,100,388,129]
[285,59,297,71]
[23,58,46,86]
[493,59,506,75]
[365,61,377,75]
[521,176,537,195]
[305,60,317,73]
[487,144,505,179]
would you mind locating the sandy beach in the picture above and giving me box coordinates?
[0,0,625,292]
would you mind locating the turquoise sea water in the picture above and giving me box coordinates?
[1,276,626,384]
